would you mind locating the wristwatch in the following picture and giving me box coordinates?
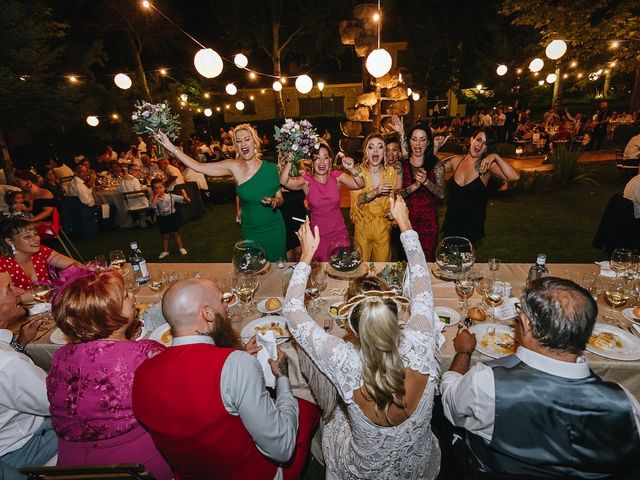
[10,335,28,355]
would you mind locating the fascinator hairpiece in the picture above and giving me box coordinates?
[48,264,102,305]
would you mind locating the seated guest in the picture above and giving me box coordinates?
[97,145,118,166]
[139,154,159,182]
[117,165,150,227]
[0,184,21,215]
[47,267,172,479]
[176,163,210,199]
[122,145,142,166]
[14,170,56,224]
[624,173,640,220]
[0,218,78,291]
[133,278,320,480]
[4,191,33,219]
[442,277,640,478]
[157,157,184,192]
[107,160,124,183]
[623,133,640,162]
[67,164,97,208]
[0,274,58,479]
[36,167,64,200]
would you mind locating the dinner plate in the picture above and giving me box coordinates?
[586,324,640,361]
[469,323,517,359]
[257,297,284,314]
[435,306,460,327]
[241,316,290,344]
[622,308,640,325]
[149,323,173,347]
[328,302,346,327]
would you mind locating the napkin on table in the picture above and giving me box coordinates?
[595,261,617,278]
[142,303,166,331]
[256,331,278,388]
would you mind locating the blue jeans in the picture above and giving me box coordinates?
[0,418,57,480]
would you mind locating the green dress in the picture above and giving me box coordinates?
[236,161,286,261]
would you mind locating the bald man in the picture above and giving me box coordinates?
[132,279,319,480]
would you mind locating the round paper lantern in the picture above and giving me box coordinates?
[225,83,238,95]
[114,73,132,90]
[529,58,544,73]
[545,40,567,60]
[365,48,392,78]
[412,92,420,101]
[546,73,557,84]
[234,53,248,69]
[272,80,283,92]
[204,108,213,117]
[295,75,313,94]
[235,101,245,111]
[194,48,223,79]
[496,64,508,76]
[86,116,99,127]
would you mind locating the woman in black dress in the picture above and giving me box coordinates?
[441,128,520,244]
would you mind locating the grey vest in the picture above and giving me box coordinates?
[466,355,640,478]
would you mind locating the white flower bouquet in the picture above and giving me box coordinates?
[274,118,319,176]
[132,101,181,157]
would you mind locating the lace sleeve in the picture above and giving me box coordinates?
[283,262,363,403]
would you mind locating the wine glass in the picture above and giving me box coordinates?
[455,275,475,313]
[604,277,629,320]
[625,254,640,283]
[306,282,320,313]
[488,258,501,280]
[581,272,603,302]
[310,263,328,305]
[31,284,54,305]
[484,281,505,321]
[123,271,139,302]
[610,248,632,278]
[631,278,640,307]
[109,250,126,270]
[147,271,165,293]
[475,277,492,309]
[237,273,259,314]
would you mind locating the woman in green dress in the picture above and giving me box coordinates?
[155,125,286,261]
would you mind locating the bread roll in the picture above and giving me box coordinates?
[266,297,282,311]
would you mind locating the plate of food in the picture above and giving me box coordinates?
[329,302,347,327]
[586,324,640,361]
[435,306,460,327]
[257,297,284,314]
[149,323,173,347]
[469,323,518,358]
[241,316,290,344]
[622,307,640,325]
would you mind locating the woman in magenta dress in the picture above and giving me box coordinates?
[47,267,172,479]
[280,142,364,261]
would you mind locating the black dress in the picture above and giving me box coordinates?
[441,164,488,243]
[280,189,307,251]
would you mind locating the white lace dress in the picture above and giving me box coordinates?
[283,230,444,479]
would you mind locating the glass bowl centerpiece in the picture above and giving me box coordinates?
[436,237,475,274]
[232,240,268,274]
[328,235,362,272]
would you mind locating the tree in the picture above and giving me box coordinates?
[501,0,640,111]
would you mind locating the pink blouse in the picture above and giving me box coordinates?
[47,339,165,442]
[0,245,53,290]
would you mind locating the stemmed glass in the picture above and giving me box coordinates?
[455,275,475,313]
[124,271,139,302]
[310,263,328,305]
[237,273,259,314]
[109,250,126,270]
[604,277,629,320]
[31,284,54,304]
[631,278,640,307]
[488,258,501,280]
[484,281,505,321]
[610,248,632,278]
[581,272,603,302]
[147,271,165,293]
[475,277,492,310]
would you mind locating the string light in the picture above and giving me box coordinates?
[216,107,221,112]
[114,73,132,89]
[295,75,313,94]
[563,73,569,79]
[235,101,245,110]
[204,108,212,117]
[577,72,583,78]
[516,68,523,75]
[86,116,99,126]
[249,72,257,80]
[545,40,567,60]
[203,92,210,99]
[273,80,283,92]
[260,88,266,94]
[538,80,545,86]
[365,0,392,78]
[570,61,577,68]
[233,53,248,69]
[225,83,238,95]
[159,68,168,76]
[412,92,420,101]
[68,76,78,83]
[249,95,255,100]
[476,84,483,91]
[280,77,287,84]
[111,113,119,120]
[610,41,619,49]
[194,48,224,78]
[529,58,544,72]
[546,73,557,84]
[496,65,508,76]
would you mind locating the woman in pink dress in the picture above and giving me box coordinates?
[280,142,364,261]
[47,267,172,479]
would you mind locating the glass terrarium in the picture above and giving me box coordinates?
[328,235,362,272]
[435,237,475,274]
[232,240,267,274]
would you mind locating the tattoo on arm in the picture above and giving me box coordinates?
[275,356,289,377]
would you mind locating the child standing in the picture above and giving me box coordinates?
[150,178,190,259]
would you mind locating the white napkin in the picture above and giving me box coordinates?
[142,303,166,330]
[595,261,617,278]
[256,331,278,388]
[28,302,51,316]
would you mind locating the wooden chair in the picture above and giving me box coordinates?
[20,463,154,479]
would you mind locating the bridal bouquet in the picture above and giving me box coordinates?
[274,118,319,176]
[132,100,181,156]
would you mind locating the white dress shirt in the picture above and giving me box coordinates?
[623,134,640,161]
[623,174,640,219]
[171,335,298,479]
[67,176,95,207]
[164,165,184,192]
[441,346,640,441]
[0,329,50,457]
[182,168,209,191]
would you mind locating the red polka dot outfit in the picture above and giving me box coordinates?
[0,245,53,289]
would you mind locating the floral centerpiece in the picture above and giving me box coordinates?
[132,100,181,157]
[274,118,319,176]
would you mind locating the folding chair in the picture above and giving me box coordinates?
[37,208,85,262]
[21,463,154,479]
[58,176,75,195]
[122,189,151,227]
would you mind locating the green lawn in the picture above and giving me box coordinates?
[69,163,621,265]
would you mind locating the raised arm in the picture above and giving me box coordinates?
[336,154,364,190]
[154,132,235,178]
[483,153,520,181]
[279,161,307,191]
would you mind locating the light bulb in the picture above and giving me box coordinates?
[225,83,238,95]
[272,80,283,92]
[496,65,508,76]
[204,108,213,117]
[235,101,245,110]
[86,116,99,127]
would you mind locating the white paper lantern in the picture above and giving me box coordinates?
[234,53,248,69]
[412,92,420,101]
[545,40,567,60]
[546,73,557,84]
[496,65,508,76]
[272,80,283,92]
[529,58,544,73]
[235,101,245,110]
[365,48,392,78]
[225,83,238,95]
[194,48,223,78]
[114,73,132,90]
[204,108,213,117]
[295,75,313,94]
[86,116,99,127]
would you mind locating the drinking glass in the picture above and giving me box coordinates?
[475,277,492,309]
[217,274,236,309]
[625,255,640,283]
[484,281,505,320]
[31,284,54,304]
[604,277,629,319]
[237,273,259,314]
[109,250,126,270]
[165,270,178,285]
[610,248,632,278]
[488,258,501,280]
[631,278,640,307]
[581,272,603,302]
[455,275,475,313]
[147,271,165,293]
[123,272,139,302]
[310,263,328,305]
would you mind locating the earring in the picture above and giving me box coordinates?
[9,243,16,255]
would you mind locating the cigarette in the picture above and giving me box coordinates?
[292,216,306,223]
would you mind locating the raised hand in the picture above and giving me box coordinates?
[389,115,405,134]
[295,216,320,264]
[341,155,355,170]
[433,135,451,153]
[389,196,411,232]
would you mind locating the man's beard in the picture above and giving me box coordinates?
[209,313,241,349]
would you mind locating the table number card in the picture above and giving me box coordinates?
[494,297,518,321]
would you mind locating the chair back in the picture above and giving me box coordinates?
[58,176,75,194]
[122,189,149,211]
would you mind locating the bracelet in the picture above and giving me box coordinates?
[363,191,370,202]
[351,167,362,178]
[10,335,28,355]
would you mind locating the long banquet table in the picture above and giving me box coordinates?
[28,262,640,399]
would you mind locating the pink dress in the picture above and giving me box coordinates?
[304,171,348,261]
[47,339,172,479]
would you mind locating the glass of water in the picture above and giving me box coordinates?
[147,271,165,293]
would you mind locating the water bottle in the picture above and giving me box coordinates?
[527,253,549,285]
[129,241,149,285]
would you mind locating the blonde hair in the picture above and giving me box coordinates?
[232,124,262,161]
[362,133,387,168]
[349,296,406,423]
